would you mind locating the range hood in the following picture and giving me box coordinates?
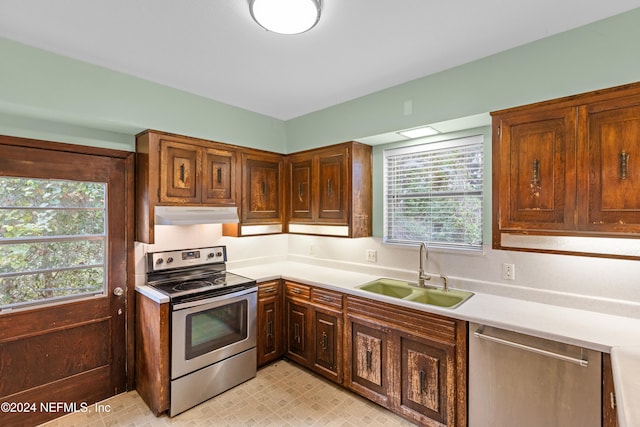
[154,206,239,225]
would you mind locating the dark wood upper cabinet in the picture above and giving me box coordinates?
[136,130,238,243]
[159,140,201,203]
[137,133,370,242]
[579,95,640,232]
[493,107,577,234]
[286,141,372,238]
[203,148,236,204]
[492,82,640,256]
[223,149,285,237]
[289,156,313,221]
[317,147,348,223]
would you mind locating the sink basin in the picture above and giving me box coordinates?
[356,278,473,309]
[404,288,473,309]
[357,278,414,298]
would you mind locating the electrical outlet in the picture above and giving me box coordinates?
[502,263,515,280]
[366,249,377,263]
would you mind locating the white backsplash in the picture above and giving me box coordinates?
[135,226,640,318]
[134,224,288,286]
[284,234,640,318]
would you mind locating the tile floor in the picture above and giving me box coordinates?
[40,360,414,426]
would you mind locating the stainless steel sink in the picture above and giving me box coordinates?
[356,278,473,309]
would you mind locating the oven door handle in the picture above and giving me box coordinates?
[172,286,257,310]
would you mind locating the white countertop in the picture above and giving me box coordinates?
[136,260,640,425]
[229,261,640,353]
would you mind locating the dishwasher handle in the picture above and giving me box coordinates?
[474,326,589,367]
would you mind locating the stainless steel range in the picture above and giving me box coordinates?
[146,246,257,416]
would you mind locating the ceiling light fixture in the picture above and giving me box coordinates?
[249,0,322,35]
[398,126,440,139]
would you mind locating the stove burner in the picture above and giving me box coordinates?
[173,280,214,292]
[171,277,227,293]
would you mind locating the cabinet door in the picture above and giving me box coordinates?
[159,140,201,203]
[242,153,283,223]
[202,147,236,205]
[286,300,310,366]
[494,107,576,233]
[579,96,640,233]
[348,319,390,406]
[288,156,313,221]
[317,148,348,223]
[312,308,342,383]
[257,294,281,367]
[400,335,453,426]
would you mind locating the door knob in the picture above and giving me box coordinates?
[113,287,125,297]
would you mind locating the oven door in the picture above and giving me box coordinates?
[171,287,257,379]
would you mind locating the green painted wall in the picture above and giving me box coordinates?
[285,7,640,152]
[1,8,639,242]
[2,9,639,153]
[0,37,286,152]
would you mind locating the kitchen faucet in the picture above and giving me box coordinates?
[418,242,431,287]
[418,242,449,292]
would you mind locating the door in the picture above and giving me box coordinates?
[495,107,577,232]
[159,139,201,203]
[579,96,640,232]
[400,335,451,425]
[348,319,390,406]
[203,147,236,205]
[0,139,131,426]
[241,152,283,223]
[257,283,282,367]
[288,155,313,221]
[286,300,309,365]
[317,148,348,223]
[312,308,341,381]
[171,288,257,379]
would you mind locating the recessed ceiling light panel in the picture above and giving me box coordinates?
[398,126,440,139]
[250,0,322,35]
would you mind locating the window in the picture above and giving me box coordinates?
[384,135,483,250]
[0,177,107,310]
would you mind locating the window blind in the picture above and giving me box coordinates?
[384,135,483,250]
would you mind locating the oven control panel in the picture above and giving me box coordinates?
[148,246,227,272]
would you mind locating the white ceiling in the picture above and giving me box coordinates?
[1,1,639,121]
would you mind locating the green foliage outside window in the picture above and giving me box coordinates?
[384,135,483,249]
[0,178,107,309]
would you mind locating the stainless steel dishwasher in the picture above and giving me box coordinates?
[469,322,601,427]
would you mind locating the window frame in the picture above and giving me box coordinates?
[383,134,484,251]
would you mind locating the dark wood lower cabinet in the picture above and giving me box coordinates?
[347,318,391,407]
[282,281,344,384]
[286,300,310,365]
[400,334,454,426]
[312,306,343,383]
[135,292,170,416]
[257,280,284,367]
[345,295,467,427]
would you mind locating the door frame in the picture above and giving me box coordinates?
[0,135,136,395]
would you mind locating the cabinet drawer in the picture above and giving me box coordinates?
[258,280,281,298]
[285,281,311,300]
[311,287,343,309]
